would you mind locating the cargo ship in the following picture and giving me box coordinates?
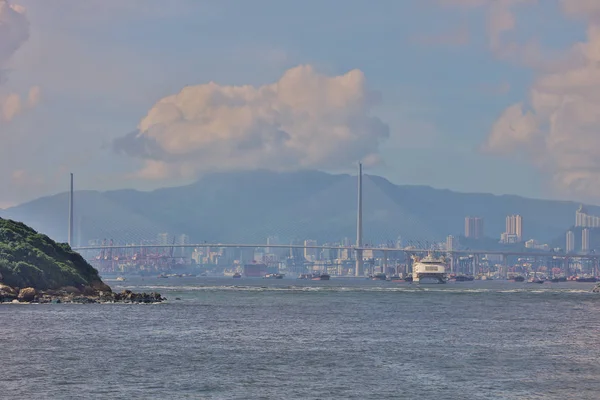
[576,276,597,283]
[243,263,269,277]
[371,272,386,281]
[311,273,330,281]
[450,274,474,282]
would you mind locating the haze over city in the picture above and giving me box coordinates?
[6,2,600,399]
[2,0,600,209]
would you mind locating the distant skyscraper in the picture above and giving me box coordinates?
[566,231,575,253]
[446,235,456,251]
[176,234,190,257]
[157,233,169,246]
[289,239,304,263]
[582,228,590,253]
[505,215,523,242]
[396,236,403,249]
[304,239,318,261]
[465,217,484,239]
[266,236,278,253]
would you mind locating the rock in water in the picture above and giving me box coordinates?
[0,283,17,302]
[17,287,36,302]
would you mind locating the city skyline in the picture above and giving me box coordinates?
[79,204,600,255]
[2,1,600,208]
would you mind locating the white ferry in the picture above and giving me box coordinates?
[412,253,447,284]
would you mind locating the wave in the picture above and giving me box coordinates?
[110,284,597,295]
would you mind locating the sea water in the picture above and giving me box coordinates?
[1,278,599,399]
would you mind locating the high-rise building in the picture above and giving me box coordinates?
[304,239,318,261]
[582,228,590,253]
[566,231,575,253]
[446,235,456,251]
[289,239,304,263]
[465,217,484,239]
[575,205,600,228]
[396,236,403,249]
[157,233,169,246]
[576,205,600,228]
[266,236,278,254]
[176,234,190,257]
[505,215,523,242]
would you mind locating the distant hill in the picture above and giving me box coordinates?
[0,170,593,246]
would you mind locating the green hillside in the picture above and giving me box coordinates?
[0,218,105,290]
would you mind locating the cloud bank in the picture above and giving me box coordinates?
[114,65,389,180]
[440,0,542,65]
[0,0,37,122]
[482,1,600,201]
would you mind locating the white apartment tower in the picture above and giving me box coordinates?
[446,235,456,251]
[465,217,484,239]
[582,228,590,253]
[566,230,575,253]
[576,205,600,228]
[505,215,523,242]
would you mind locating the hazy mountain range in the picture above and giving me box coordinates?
[0,170,592,247]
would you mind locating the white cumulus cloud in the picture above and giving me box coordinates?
[114,65,389,180]
[0,0,28,70]
[483,6,600,201]
[0,0,38,122]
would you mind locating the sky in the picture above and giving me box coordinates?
[1,0,599,208]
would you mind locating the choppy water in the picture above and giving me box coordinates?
[2,278,600,399]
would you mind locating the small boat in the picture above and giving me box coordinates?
[116,276,125,282]
[371,272,386,281]
[232,272,241,279]
[157,274,168,279]
[311,273,330,281]
[528,278,544,284]
[264,273,284,279]
[550,276,567,283]
[454,275,474,282]
[511,276,525,282]
[576,276,597,283]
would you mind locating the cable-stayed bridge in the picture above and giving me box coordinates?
[71,161,597,278]
[73,242,579,258]
[57,167,599,277]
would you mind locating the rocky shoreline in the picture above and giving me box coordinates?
[0,283,166,304]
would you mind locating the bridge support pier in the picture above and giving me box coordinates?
[355,162,363,277]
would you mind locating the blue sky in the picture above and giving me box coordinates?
[0,0,598,207]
